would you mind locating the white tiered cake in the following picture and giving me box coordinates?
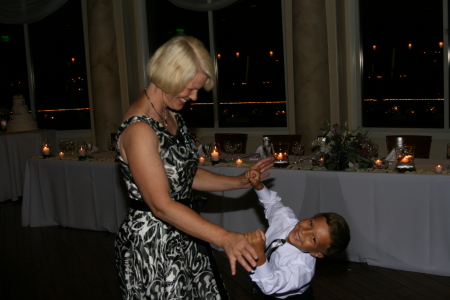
[7,94,38,132]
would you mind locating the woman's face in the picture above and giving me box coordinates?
[165,72,207,111]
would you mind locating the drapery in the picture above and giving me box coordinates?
[0,0,68,24]
[168,0,238,11]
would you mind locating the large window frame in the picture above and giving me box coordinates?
[331,0,450,141]
[141,0,296,136]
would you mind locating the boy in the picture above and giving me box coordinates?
[244,169,351,299]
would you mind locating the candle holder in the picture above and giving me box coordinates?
[235,157,243,167]
[199,156,205,165]
[435,164,443,174]
[209,142,221,165]
[372,158,389,169]
[395,144,416,173]
[42,139,51,158]
[77,144,87,161]
[311,156,325,167]
[271,142,289,168]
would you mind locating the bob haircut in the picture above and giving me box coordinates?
[146,35,215,94]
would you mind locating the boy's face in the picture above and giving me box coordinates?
[286,215,331,258]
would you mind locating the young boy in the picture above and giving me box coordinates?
[244,169,351,299]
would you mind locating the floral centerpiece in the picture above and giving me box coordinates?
[311,121,378,170]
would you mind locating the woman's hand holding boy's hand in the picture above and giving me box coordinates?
[244,229,267,267]
[245,169,264,190]
[238,157,274,189]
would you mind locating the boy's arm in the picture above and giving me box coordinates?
[244,229,266,267]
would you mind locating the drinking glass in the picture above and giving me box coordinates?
[291,142,299,164]
[234,142,243,155]
[224,140,233,161]
[201,144,211,158]
[298,144,305,162]
[67,140,75,155]
[58,139,65,154]
[86,141,93,156]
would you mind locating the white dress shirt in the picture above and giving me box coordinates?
[250,186,316,299]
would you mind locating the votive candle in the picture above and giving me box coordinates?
[236,158,243,167]
[58,151,65,158]
[435,164,443,174]
[199,157,205,164]
[375,159,382,166]
[43,146,50,155]
[401,156,410,163]
[78,148,86,157]
[211,151,219,161]
[276,153,284,160]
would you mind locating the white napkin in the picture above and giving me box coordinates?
[385,149,396,161]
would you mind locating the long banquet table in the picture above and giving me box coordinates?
[21,156,450,276]
[0,129,57,202]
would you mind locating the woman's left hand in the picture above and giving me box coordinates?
[239,156,274,189]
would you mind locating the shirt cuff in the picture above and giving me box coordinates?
[249,261,274,279]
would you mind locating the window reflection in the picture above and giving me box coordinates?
[147,0,286,128]
[360,1,444,128]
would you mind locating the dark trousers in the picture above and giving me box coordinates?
[263,285,315,300]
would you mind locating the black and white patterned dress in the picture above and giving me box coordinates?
[115,114,223,299]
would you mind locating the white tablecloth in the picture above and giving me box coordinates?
[0,129,57,201]
[21,158,450,276]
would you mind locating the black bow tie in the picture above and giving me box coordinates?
[265,239,286,261]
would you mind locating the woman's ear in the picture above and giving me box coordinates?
[309,252,324,259]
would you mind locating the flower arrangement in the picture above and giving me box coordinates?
[311,121,378,170]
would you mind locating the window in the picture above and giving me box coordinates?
[147,0,287,128]
[0,0,90,130]
[360,1,445,129]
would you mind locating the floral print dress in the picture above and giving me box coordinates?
[114,114,223,299]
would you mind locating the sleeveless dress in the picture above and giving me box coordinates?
[115,114,223,300]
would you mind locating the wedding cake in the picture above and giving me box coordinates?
[7,94,38,132]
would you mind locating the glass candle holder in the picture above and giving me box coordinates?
[395,145,415,173]
[209,142,221,165]
[372,158,389,169]
[271,142,290,168]
[42,139,51,158]
[78,145,87,160]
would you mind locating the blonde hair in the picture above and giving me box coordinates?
[146,35,215,94]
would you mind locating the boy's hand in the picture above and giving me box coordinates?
[244,229,267,267]
[245,169,264,190]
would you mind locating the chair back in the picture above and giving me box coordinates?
[214,133,248,154]
[386,135,432,159]
[263,135,302,155]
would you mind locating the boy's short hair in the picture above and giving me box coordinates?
[146,35,215,95]
[315,212,350,256]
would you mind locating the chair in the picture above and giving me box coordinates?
[386,135,432,159]
[263,135,302,155]
[214,133,248,154]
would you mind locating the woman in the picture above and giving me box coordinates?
[115,35,274,299]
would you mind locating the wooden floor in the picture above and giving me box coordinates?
[1,200,450,300]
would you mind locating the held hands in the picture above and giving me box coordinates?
[222,231,259,275]
[244,229,267,267]
[239,157,274,189]
[245,169,264,190]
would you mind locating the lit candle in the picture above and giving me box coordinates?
[199,157,205,164]
[319,157,325,162]
[276,153,284,160]
[375,159,382,166]
[78,147,86,157]
[211,151,219,161]
[236,158,243,167]
[401,156,410,163]
[42,146,50,155]
[58,151,65,158]
[435,164,443,174]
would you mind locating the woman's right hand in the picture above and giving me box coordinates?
[221,231,258,275]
